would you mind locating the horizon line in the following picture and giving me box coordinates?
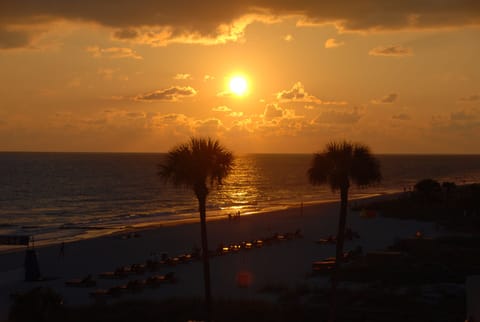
[1,150,480,156]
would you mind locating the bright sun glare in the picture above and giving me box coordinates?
[229,76,248,96]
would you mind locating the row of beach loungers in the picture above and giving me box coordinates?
[315,228,361,245]
[312,246,363,273]
[89,272,176,298]
[66,229,303,298]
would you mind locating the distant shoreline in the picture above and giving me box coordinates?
[0,192,391,255]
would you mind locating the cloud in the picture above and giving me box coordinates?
[136,86,197,101]
[369,45,413,57]
[0,28,36,49]
[3,2,480,48]
[372,93,399,104]
[277,82,308,101]
[262,103,302,123]
[392,113,411,121]
[194,118,225,136]
[276,82,347,105]
[204,75,215,81]
[430,109,480,139]
[451,108,479,121]
[86,46,143,59]
[229,112,244,117]
[212,105,232,112]
[173,73,192,80]
[264,103,285,119]
[459,94,480,102]
[216,91,233,98]
[125,112,146,119]
[315,107,364,124]
[324,38,344,48]
[97,68,116,80]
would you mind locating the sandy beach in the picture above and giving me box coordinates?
[0,194,439,320]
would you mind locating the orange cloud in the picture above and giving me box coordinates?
[324,38,344,48]
[392,113,411,121]
[173,73,192,80]
[136,86,197,101]
[315,107,364,124]
[369,45,413,57]
[276,82,347,105]
[86,46,143,59]
[3,2,480,48]
[371,93,399,104]
[212,106,232,112]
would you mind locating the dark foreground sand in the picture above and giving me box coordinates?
[0,194,439,320]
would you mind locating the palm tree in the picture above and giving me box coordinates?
[159,137,234,322]
[308,141,381,322]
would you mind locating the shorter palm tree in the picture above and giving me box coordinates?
[308,141,381,322]
[159,137,234,322]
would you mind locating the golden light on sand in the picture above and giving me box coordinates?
[229,75,248,96]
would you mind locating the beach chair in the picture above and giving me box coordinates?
[253,239,264,248]
[316,236,336,245]
[130,263,146,274]
[312,260,336,273]
[98,267,129,279]
[65,274,96,287]
[146,272,176,286]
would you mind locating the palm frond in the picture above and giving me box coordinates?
[308,140,381,191]
[159,137,234,193]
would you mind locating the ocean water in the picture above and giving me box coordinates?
[1,153,480,251]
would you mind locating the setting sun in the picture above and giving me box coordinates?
[229,76,248,96]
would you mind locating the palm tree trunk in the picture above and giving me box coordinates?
[328,186,349,322]
[198,195,213,322]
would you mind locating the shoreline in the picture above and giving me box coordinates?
[0,192,392,256]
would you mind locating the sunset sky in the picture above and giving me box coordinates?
[1,1,479,153]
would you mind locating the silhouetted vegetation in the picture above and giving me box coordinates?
[9,287,65,322]
[158,137,234,322]
[308,141,381,322]
[365,181,480,232]
[414,178,441,202]
[8,291,463,322]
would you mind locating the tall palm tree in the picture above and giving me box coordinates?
[159,137,234,322]
[308,141,381,322]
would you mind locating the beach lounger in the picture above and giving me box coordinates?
[65,275,96,287]
[178,254,192,262]
[130,263,146,274]
[98,267,130,279]
[229,244,241,252]
[312,260,336,272]
[315,236,336,245]
[146,272,176,286]
[253,239,263,247]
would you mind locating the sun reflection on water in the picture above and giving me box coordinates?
[215,155,264,213]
